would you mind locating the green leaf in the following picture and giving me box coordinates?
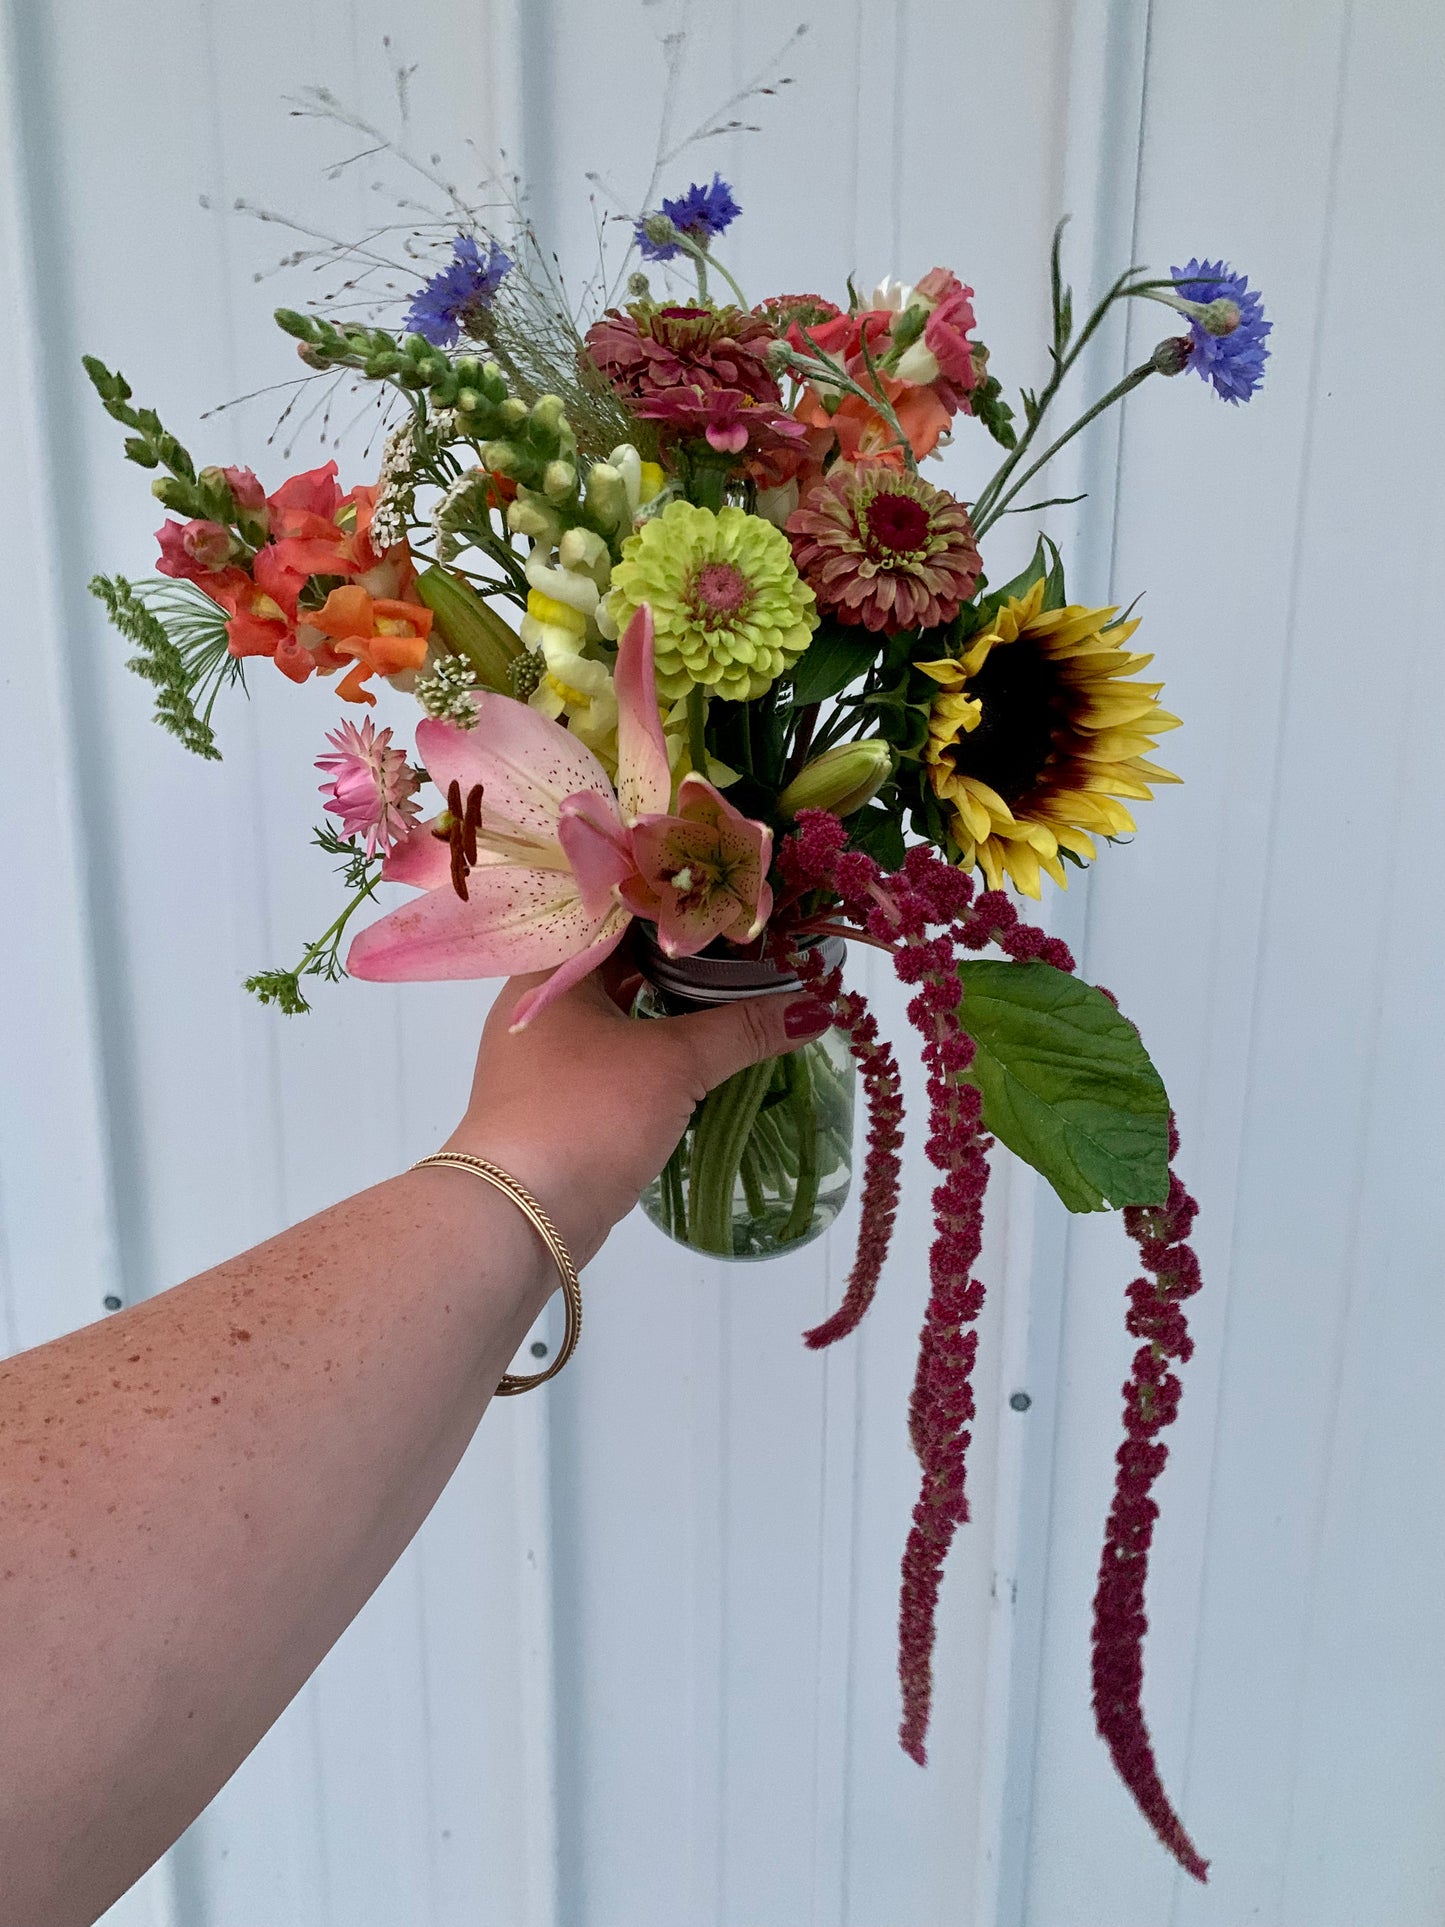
[978,537,1047,621]
[848,805,906,870]
[789,623,876,704]
[1040,534,1067,611]
[957,960,1170,1212]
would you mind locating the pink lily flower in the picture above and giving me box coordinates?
[345,606,773,1026]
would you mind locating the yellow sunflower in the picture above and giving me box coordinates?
[916,577,1180,897]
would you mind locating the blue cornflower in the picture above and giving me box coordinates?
[1170,259,1271,404]
[635,173,742,262]
[404,235,513,348]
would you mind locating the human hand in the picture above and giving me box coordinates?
[442,957,834,1267]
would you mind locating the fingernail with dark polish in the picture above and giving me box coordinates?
[784,997,833,1040]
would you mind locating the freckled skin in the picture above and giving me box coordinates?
[0,964,809,1926]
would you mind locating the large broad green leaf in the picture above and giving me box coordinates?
[957,960,1170,1213]
[789,623,877,704]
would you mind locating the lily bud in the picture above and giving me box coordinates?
[778,739,893,819]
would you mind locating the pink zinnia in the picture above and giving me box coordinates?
[316,717,422,856]
[787,461,982,634]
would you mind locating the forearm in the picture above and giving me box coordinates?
[0,1163,551,1927]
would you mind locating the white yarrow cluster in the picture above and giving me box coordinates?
[431,466,494,563]
[414,653,481,727]
[370,419,418,549]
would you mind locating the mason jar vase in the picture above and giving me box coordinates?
[634,936,856,1261]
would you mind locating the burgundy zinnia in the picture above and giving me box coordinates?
[583,302,781,408]
[787,461,982,634]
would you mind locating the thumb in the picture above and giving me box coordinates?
[673,990,835,1095]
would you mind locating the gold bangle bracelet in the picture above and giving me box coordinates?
[410,1151,582,1395]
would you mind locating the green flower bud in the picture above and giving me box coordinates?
[1197,297,1241,337]
[541,459,578,504]
[401,333,432,361]
[453,355,484,386]
[583,461,627,529]
[481,439,522,478]
[1152,335,1193,377]
[150,474,195,512]
[530,393,568,437]
[559,526,611,585]
[273,308,316,341]
[777,739,893,819]
[641,212,682,253]
[498,397,529,430]
[506,491,562,546]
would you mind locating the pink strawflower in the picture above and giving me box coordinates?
[316,717,422,856]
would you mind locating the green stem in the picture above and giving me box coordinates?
[970,268,1152,527]
[973,361,1156,536]
[779,1049,821,1244]
[687,1058,776,1253]
[294,874,378,978]
[662,1143,689,1241]
[687,683,709,777]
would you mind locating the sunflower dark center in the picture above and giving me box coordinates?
[944,638,1069,804]
[864,490,930,555]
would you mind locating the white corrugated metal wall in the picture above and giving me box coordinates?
[2,2,1441,1923]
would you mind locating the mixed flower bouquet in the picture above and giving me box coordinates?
[84,114,1268,1881]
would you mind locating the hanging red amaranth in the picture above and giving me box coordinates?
[772,811,1207,1879]
[1091,1114,1209,1882]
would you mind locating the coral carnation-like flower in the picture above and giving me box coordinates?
[584,303,780,408]
[1170,258,1271,403]
[786,462,981,634]
[404,235,512,348]
[316,717,422,856]
[917,577,1181,896]
[606,500,817,702]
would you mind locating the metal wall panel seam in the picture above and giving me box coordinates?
[492,7,564,1919]
[990,3,1155,1922]
[0,0,155,1329]
[1171,10,1356,1923]
[0,0,129,1340]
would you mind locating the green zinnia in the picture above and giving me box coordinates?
[606,500,816,703]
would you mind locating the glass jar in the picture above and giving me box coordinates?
[634,937,856,1261]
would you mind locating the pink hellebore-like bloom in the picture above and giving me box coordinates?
[345,606,774,1027]
[892,268,980,414]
